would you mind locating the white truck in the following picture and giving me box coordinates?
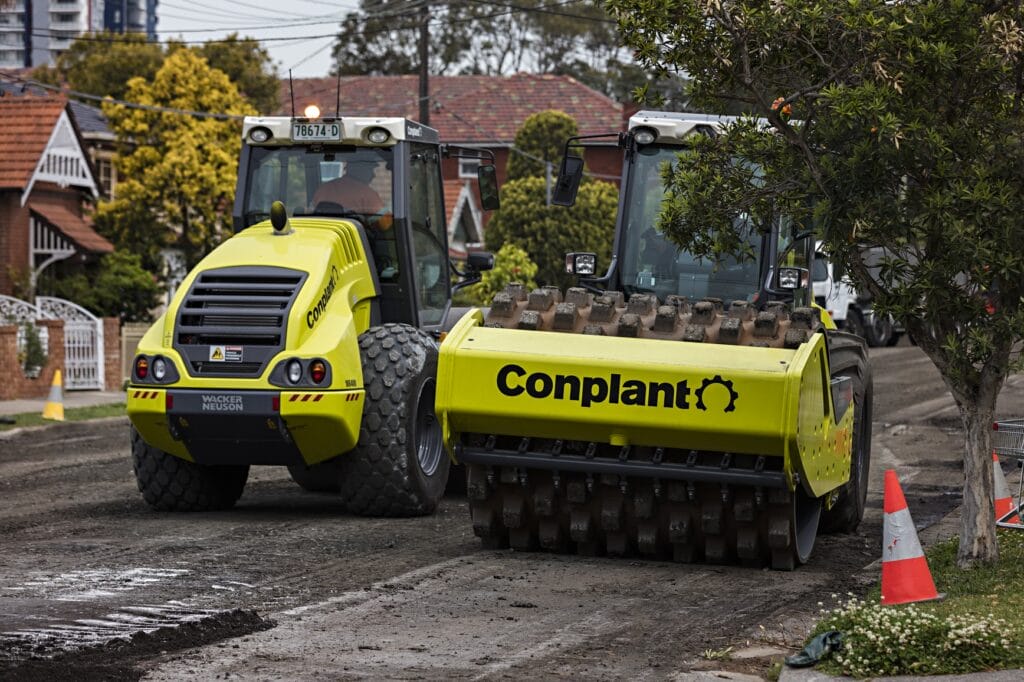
[813,245,902,347]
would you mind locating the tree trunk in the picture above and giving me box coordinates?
[957,399,1000,568]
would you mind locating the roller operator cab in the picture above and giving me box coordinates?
[435,111,873,569]
[126,113,497,515]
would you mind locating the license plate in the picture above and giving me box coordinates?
[292,122,341,142]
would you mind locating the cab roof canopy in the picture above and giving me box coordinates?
[242,116,440,146]
[629,111,772,145]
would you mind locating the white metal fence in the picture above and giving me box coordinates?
[36,296,104,390]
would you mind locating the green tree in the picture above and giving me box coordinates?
[95,50,256,270]
[329,0,646,100]
[609,0,1024,567]
[506,110,579,181]
[486,177,617,289]
[34,33,277,113]
[331,0,472,76]
[194,34,279,114]
[454,243,539,306]
[48,252,160,322]
[488,111,617,289]
[34,32,163,100]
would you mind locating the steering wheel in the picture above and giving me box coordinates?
[312,201,363,220]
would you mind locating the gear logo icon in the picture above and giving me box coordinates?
[695,375,738,412]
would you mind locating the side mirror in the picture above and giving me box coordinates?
[552,155,584,207]
[478,164,500,211]
[467,250,494,272]
[451,250,495,294]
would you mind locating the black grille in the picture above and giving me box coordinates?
[188,361,265,375]
[174,266,306,378]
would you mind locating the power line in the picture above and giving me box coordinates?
[461,0,614,24]
[288,37,337,71]
[25,0,594,45]
[159,0,312,22]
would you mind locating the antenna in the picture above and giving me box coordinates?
[288,69,295,118]
[335,70,341,118]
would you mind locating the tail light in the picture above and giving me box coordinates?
[135,356,149,380]
[310,360,327,384]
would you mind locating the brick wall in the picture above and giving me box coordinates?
[0,318,65,400]
[0,191,28,296]
[103,317,121,391]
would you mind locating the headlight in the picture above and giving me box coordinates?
[249,127,271,143]
[633,126,658,145]
[778,267,802,289]
[287,359,303,384]
[565,252,597,276]
[152,357,167,381]
[366,127,391,144]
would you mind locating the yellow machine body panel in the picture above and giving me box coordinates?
[127,218,376,466]
[436,311,852,497]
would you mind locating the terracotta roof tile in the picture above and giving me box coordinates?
[30,200,114,254]
[443,179,470,223]
[0,94,69,190]
[279,74,622,143]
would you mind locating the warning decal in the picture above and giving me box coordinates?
[209,345,243,362]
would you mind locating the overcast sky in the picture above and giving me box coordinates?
[157,0,360,79]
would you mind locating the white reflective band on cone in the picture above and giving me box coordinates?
[883,507,925,563]
[994,458,1013,498]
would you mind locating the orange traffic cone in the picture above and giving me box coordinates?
[993,453,1022,527]
[41,369,64,421]
[881,470,942,605]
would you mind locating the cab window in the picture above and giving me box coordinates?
[408,143,450,326]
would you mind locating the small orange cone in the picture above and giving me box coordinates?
[881,470,942,605]
[41,369,64,421]
[993,453,1022,527]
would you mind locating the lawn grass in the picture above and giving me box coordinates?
[926,529,1024,637]
[0,403,126,431]
[812,528,1024,676]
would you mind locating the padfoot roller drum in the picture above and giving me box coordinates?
[436,285,872,570]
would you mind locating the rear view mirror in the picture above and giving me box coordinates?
[552,155,584,206]
[478,164,499,211]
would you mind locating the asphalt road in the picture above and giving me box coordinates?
[0,343,1021,681]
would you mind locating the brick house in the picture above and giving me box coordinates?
[0,92,113,297]
[282,74,626,254]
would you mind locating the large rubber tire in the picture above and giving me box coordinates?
[287,461,341,493]
[819,332,873,533]
[337,324,449,516]
[842,308,866,341]
[864,312,894,347]
[131,427,249,511]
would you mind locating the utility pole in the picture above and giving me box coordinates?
[418,0,429,126]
